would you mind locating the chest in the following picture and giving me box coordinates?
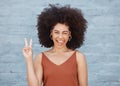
[42,52,78,77]
[43,52,76,66]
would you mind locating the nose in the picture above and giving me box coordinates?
[58,34,63,39]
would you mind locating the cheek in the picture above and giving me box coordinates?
[52,35,57,39]
[64,36,70,42]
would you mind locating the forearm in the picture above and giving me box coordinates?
[26,59,39,86]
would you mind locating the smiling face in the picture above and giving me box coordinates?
[51,23,71,49]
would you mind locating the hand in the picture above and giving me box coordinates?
[22,38,33,60]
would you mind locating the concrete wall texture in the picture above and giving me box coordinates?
[0,0,120,86]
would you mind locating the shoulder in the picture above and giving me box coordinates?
[33,52,43,65]
[75,50,87,65]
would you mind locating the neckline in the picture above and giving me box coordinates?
[42,51,76,66]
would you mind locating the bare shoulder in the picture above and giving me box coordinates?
[76,50,87,64]
[33,52,43,65]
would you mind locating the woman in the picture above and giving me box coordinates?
[23,4,88,86]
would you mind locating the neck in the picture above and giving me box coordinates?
[51,46,71,53]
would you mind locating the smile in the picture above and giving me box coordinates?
[56,40,64,45]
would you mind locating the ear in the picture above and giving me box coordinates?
[50,30,53,40]
[69,31,71,36]
[50,29,53,34]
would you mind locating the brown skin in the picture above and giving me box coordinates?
[22,23,88,86]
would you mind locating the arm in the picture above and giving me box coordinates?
[26,57,39,86]
[25,53,43,86]
[33,53,43,86]
[22,38,43,86]
[76,51,88,86]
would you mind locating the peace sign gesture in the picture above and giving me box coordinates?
[22,38,33,60]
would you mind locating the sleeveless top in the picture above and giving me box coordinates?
[42,51,79,86]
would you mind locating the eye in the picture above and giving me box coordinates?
[63,32,68,34]
[63,31,69,35]
[54,31,59,34]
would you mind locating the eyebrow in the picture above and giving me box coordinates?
[53,30,69,32]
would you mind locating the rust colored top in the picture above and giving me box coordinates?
[42,51,79,86]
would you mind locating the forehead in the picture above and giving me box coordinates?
[53,23,69,31]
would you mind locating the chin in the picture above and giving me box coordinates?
[57,44,68,49]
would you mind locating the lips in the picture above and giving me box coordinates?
[56,40,64,45]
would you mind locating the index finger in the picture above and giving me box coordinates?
[24,38,28,47]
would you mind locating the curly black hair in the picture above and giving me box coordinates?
[37,4,87,50]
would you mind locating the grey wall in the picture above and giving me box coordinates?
[0,0,120,86]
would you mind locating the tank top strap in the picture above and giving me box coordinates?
[41,51,77,67]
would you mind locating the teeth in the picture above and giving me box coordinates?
[57,40,63,43]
